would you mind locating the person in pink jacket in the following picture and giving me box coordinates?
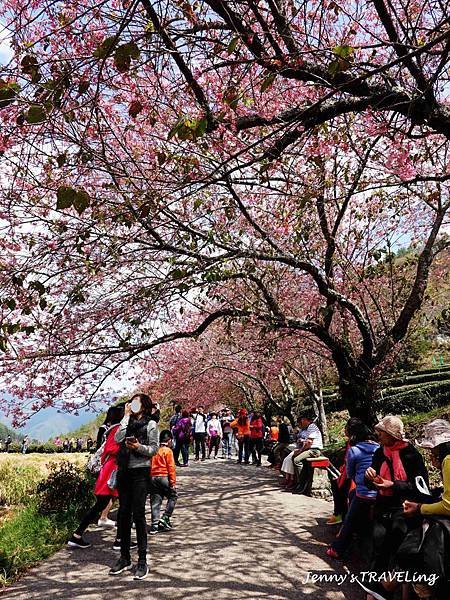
[67,404,125,549]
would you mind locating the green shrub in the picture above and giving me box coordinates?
[0,501,79,585]
[0,462,42,507]
[27,442,62,454]
[36,461,93,516]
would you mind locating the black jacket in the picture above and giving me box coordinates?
[370,443,431,506]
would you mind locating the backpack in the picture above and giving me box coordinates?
[86,425,115,474]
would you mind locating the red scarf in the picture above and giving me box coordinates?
[379,441,409,496]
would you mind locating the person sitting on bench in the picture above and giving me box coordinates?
[292,411,323,495]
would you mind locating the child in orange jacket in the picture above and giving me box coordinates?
[149,430,177,534]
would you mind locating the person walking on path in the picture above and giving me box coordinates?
[149,430,178,534]
[231,409,251,464]
[68,405,125,550]
[207,413,222,459]
[169,404,183,465]
[96,405,125,527]
[173,410,192,466]
[249,412,265,466]
[21,435,29,454]
[220,408,234,459]
[110,393,159,580]
[192,406,207,461]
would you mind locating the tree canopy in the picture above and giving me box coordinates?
[0,1,449,422]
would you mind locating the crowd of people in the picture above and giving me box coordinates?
[63,396,450,597]
[169,404,285,465]
[53,436,94,452]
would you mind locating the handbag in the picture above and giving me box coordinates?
[86,425,115,474]
[107,469,118,490]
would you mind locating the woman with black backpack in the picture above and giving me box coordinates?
[110,393,159,580]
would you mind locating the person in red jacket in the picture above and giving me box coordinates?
[148,429,177,534]
[249,412,265,466]
[67,404,125,549]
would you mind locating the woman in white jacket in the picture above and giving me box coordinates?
[207,413,223,459]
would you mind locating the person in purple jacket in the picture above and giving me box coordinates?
[327,419,379,559]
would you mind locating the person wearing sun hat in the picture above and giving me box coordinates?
[403,419,450,518]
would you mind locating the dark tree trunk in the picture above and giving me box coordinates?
[338,371,378,426]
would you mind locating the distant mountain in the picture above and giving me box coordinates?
[0,404,107,441]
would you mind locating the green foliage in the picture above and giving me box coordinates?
[328,45,354,75]
[56,186,90,213]
[168,115,208,140]
[0,502,80,585]
[0,462,42,506]
[24,104,47,124]
[92,36,117,58]
[374,377,450,416]
[36,461,93,516]
[27,442,64,453]
[114,42,140,72]
[0,81,20,108]
[260,72,276,92]
[0,423,23,442]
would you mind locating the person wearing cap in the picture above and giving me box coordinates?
[358,415,430,600]
[230,408,251,464]
[403,419,450,518]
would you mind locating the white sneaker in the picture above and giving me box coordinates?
[97,518,116,528]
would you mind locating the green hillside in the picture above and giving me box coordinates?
[55,412,105,441]
[0,422,24,442]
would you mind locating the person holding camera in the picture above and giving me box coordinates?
[110,393,159,580]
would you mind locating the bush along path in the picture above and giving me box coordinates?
[2,459,361,600]
[0,460,94,586]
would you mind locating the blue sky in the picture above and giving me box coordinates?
[0,23,13,66]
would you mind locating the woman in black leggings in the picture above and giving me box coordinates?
[67,405,125,549]
[110,393,159,580]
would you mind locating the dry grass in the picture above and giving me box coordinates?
[0,453,89,477]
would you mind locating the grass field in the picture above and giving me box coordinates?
[0,452,89,476]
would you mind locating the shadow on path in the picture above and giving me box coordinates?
[3,460,362,599]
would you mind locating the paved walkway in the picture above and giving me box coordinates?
[3,460,362,599]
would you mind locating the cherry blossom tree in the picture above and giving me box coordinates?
[146,318,333,434]
[0,1,449,422]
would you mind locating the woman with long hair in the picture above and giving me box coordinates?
[109,393,159,580]
[68,404,125,549]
